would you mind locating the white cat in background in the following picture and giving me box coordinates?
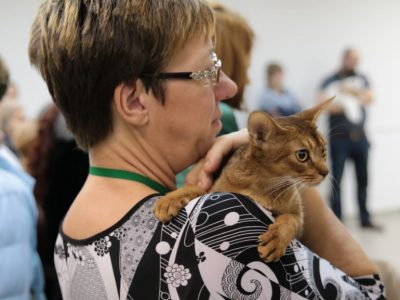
[324,76,365,124]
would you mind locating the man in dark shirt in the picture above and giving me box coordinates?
[318,48,380,229]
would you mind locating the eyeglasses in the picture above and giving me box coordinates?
[140,52,222,86]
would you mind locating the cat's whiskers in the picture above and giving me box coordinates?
[301,175,324,186]
[288,182,302,202]
[325,123,351,140]
[261,176,292,190]
[327,123,348,136]
[262,183,291,198]
[261,177,293,195]
[327,132,345,139]
[264,175,293,183]
[269,179,301,203]
[325,173,336,198]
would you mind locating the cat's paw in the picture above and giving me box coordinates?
[257,223,290,263]
[154,194,191,223]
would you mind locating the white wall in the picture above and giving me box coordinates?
[0,0,51,115]
[218,0,400,217]
[1,0,399,216]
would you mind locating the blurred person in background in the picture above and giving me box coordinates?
[318,48,379,229]
[4,81,19,100]
[28,104,88,300]
[0,98,27,156]
[259,62,302,117]
[0,56,45,299]
[12,118,38,173]
[211,1,254,133]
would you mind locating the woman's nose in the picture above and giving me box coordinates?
[214,71,238,102]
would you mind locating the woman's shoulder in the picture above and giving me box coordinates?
[195,191,254,205]
[195,191,265,209]
[187,191,275,228]
[59,193,161,246]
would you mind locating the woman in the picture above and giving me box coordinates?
[29,0,384,299]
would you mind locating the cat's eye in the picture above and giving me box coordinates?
[322,147,327,158]
[296,149,309,162]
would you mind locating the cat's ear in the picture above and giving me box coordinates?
[296,97,334,124]
[248,111,286,147]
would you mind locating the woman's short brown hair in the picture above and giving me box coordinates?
[29,0,215,149]
[211,2,254,109]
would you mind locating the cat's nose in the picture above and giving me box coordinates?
[319,167,329,178]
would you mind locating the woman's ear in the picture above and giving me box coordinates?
[113,79,149,127]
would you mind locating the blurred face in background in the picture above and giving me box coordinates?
[342,49,359,72]
[6,107,26,141]
[268,70,284,91]
[0,100,26,140]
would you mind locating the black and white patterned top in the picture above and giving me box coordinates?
[55,192,385,299]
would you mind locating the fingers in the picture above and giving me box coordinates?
[196,171,213,191]
[204,129,249,175]
[198,129,249,188]
[185,129,249,191]
[185,159,204,185]
[185,160,214,191]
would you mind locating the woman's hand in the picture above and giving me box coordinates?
[186,128,248,190]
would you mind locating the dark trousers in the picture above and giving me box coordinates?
[329,137,370,224]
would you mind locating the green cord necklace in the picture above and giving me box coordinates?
[89,166,170,195]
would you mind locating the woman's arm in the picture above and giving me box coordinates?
[300,187,378,277]
[185,192,384,298]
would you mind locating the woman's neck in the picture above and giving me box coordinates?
[89,130,177,191]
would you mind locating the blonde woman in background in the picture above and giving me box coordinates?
[211,1,254,133]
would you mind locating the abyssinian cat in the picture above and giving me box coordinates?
[154,99,331,262]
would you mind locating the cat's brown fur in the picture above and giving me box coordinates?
[154,99,332,262]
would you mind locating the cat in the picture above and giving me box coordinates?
[154,99,332,262]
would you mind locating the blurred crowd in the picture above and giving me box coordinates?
[0,58,88,298]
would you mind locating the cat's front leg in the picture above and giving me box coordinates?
[257,213,302,262]
[154,185,205,222]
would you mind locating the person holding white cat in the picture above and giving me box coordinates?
[318,48,379,229]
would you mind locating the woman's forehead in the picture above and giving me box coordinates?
[166,37,214,71]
